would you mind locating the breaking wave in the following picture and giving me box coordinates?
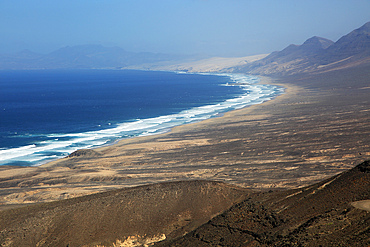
[0,73,283,166]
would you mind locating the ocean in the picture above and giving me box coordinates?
[0,69,283,166]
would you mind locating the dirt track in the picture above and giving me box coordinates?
[352,200,370,212]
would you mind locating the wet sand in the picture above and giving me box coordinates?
[0,65,369,208]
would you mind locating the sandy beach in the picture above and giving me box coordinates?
[0,65,369,209]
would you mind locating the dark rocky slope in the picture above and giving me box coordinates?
[1,161,368,246]
[157,160,370,246]
[0,181,248,247]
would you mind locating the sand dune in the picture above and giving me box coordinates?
[126,54,268,72]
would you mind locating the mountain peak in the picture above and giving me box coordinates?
[232,21,370,75]
[324,21,370,60]
[356,21,370,34]
[302,36,334,49]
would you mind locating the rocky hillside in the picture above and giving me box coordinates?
[232,22,370,75]
[0,181,248,247]
[1,161,368,246]
[157,160,370,246]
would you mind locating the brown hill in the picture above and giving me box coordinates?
[233,22,370,75]
[156,160,370,246]
[0,180,248,247]
[1,161,368,246]
[232,36,333,75]
[262,36,334,63]
[322,21,370,63]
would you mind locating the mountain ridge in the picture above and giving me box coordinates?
[231,21,370,75]
[1,22,369,74]
[0,45,191,70]
[157,160,370,246]
[0,181,249,246]
[0,161,368,246]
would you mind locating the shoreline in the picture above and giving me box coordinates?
[43,74,287,166]
[1,65,369,207]
[98,75,286,149]
[0,71,282,167]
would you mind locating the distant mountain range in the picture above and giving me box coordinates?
[0,45,191,70]
[231,21,370,75]
[1,22,369,74]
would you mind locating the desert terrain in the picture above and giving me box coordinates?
[0,63,369,209]
[1,22,369,246]
[0,65,369,246]
[125,54,268,73]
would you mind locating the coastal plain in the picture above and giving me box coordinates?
[0,63,369,208]
[1,21,370,247]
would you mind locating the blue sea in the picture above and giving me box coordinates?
[0,70,283,166]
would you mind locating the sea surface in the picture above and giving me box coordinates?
[0,69,283,166]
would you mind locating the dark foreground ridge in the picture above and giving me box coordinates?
[0,180,248,246]
[1,161,369,246]
[157,160,370,247]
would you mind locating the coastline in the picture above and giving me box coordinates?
[0,74,290,205]
[91,75,288,153]
[36,74,286,169]
[1,66,370,207]
[39,74,289,165]
[0,71,279,167]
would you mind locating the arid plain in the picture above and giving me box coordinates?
[1,62,369,210]
[1,8,370,247]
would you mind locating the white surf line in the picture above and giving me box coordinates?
[1,73,283,166]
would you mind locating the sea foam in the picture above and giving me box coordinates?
[0,73,283,166]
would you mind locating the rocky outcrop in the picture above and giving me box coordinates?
[157,160,370,246]
[0,180,248,247]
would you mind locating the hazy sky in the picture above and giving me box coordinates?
[1,0,369,56]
